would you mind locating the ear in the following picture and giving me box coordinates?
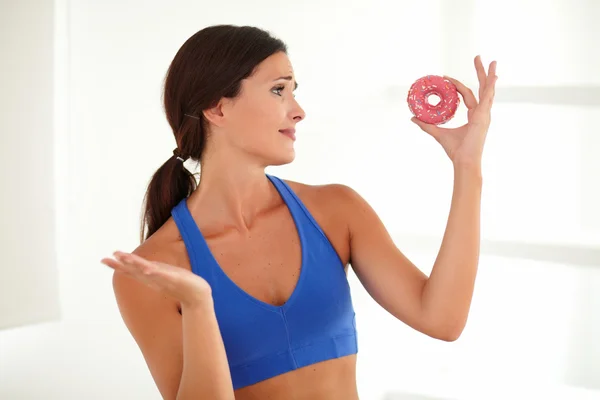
[202,98,228,128]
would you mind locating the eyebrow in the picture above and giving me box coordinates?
[274,76,298,90]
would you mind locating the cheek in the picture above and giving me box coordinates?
[258,98,284,121]
[246,100,284,134]
[228,97,286,150]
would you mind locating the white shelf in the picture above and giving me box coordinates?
[386,85,600,107]
[392,232,600,267]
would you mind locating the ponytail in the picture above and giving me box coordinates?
[140,24,288,242]
[139,150,197,243]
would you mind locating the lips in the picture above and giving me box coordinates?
[279,128,296,140]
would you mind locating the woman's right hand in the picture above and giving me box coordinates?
[101,251,212,308]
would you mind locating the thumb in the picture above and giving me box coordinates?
[411,117,442,140]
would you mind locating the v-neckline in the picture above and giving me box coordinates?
[183,174,307,313]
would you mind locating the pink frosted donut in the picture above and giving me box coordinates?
[407,75,460,125]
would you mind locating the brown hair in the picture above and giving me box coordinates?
[139,25,287,242]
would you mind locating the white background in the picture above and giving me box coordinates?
[1,0,599,399]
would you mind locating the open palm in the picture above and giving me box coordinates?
[102,251,212,307]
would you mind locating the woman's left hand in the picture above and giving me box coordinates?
[411,55,498,168]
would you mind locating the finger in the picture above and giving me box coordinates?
[101,254,144,277]
[101,257,124,271]
[411,117,444,140]
[481,75,498,109]
[114,252,181,292]
[488,60,497,79]
[443,76,477,110]
[105,253,165,292]
[114,251,158,275]
[474,55,487,99]
[101,257,146,283]
[480,61,498,106]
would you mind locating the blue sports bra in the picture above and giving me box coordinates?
[171,174,358,389]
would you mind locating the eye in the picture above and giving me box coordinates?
[272,85,285,96]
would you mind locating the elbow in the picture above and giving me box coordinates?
[434,327,463,342]
[428,316,467,342]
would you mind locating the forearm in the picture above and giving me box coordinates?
[421,163,483,339]
[177,296,235,400]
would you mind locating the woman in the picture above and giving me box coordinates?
[101,24,497,400]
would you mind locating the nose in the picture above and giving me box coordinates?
[292,99,306,122]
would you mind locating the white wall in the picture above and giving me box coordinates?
[1,0,599,399]
[0,0,61,330]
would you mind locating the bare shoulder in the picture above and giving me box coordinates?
[283,179,363,215]
[112,221,189,309]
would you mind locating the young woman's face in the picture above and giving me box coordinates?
[210,51,306,167]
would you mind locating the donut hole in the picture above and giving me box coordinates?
[426,93,441,107]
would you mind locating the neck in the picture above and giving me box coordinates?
[186,150,278,234]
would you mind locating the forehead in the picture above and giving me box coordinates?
[252,52,294,80]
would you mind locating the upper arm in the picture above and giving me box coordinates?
[329,184,435,336]
[112,252,184,400]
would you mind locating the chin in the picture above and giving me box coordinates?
[269,150,295,166]
[246,142,295,168]
[260,144,295,166]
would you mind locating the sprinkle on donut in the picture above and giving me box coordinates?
[407,75,460,125]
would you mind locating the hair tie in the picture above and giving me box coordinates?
[173,148,189,163]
